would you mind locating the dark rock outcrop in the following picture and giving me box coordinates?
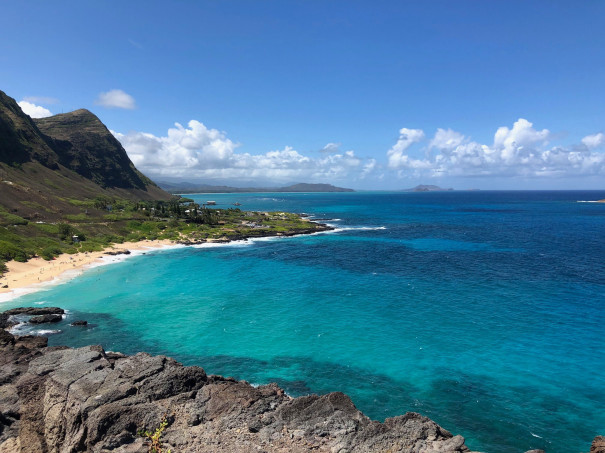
[70,320,88,326]
[3,307,64,316]
[0,307,64,329]
[0,327,478,452]
[104,250,131,256]
[29,314,63,324]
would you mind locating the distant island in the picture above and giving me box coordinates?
[403,184,454,192]
[158,181,355,194]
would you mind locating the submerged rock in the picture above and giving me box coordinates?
[70,320,88,326]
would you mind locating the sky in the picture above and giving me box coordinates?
[1,1,604,190]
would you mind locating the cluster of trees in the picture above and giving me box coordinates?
[133,199,223,225]
[91,196,224,225]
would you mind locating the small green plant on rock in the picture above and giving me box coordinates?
[138,415,172,453]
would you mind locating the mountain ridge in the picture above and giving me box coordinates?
[158,181,355,194]
[0,89,171,222]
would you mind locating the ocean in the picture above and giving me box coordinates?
[3,191,605,453]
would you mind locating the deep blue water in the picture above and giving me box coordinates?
[4,191,605,453]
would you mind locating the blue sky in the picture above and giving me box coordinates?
[2,1,604,189]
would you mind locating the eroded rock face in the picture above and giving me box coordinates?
[1,324,600,453]
[29,314,63,324]
[0,328,477,453]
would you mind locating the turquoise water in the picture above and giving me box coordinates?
[4,191,605,453]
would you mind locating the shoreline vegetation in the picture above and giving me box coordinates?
[0,196,332,300]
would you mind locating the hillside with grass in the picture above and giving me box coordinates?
[0,90,329,274]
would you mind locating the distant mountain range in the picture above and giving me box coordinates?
[0,89,171,221]
[403,184,454,192]
[158,181,355,194]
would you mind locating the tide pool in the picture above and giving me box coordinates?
[4,191,605,452]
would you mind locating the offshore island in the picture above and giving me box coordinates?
[1,89,603,452]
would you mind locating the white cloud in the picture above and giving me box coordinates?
[493,118,549,163]
[387,128,425,168]
[429,128,466,151]
[361,159,377,178]
[320,143,342,153]
[95,89,136,110]
[113,121,370,184]
[582,132,605,150]
[387,119,605,179]
[18,101,53,118]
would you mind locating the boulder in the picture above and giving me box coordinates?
[29,314,63,324]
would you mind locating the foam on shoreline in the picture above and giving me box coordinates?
[0,226,335,303]
[0,240,180,303]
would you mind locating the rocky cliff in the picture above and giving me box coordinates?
[0,324,476,453]
[1,310,602,453]
[34,109,152,191]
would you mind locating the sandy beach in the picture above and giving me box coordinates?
[0,239,177,300]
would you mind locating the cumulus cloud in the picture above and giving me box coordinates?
[429,128,466,151]
[95,89,136,109]
[18,101,53,118]
[582,132,605,150]
[113,121,370,184]
[387,128,425,168]
[387,119,605,179]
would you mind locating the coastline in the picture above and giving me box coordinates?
[0,222,333,302]
[0,239,178,301]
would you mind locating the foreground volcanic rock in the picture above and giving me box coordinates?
[0,329,476,452]
[1,321,597,452]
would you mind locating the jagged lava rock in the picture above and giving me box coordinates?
[28,314,63,324]
[0,327,479,452]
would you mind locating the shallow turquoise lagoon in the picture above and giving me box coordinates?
[4,191,605,453]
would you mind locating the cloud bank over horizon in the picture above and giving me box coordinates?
[387,119,605,181]
[113,121,365,185]
[113,117,604,188]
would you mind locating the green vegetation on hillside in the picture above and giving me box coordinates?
[0,196,326,274]
[0,90,328,277]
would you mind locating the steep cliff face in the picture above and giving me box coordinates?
[0,91,57,168]
[0,327,475,453]
[0,90,171,221]
[35,109,152,190]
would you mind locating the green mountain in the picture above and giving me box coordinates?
[0,90,170,222]
[159,181,355,194]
